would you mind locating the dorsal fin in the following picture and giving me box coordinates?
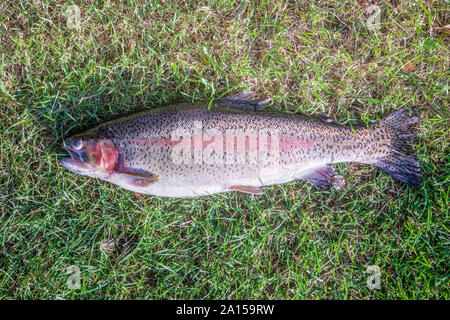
[216,92,271,111]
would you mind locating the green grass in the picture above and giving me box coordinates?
[0,0,448,299]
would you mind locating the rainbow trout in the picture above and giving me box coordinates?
[60,93,421,198]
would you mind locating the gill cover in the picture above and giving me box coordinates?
[60,137,159,187]
[60,138,118,178]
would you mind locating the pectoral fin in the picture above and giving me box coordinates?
[229,185,264,194]
[118,168,159,187]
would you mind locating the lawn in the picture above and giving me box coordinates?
[0,0,448,299]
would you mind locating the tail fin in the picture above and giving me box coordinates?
[372,107,422,186]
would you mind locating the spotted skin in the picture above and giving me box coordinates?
[60,95,421,198]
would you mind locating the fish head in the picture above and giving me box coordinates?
[60,135,118,179]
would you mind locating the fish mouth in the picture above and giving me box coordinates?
[59,145,86,174]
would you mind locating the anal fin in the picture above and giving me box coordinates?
[229,185,264,195]
[298,165,335,188]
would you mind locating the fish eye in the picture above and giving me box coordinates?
[71,139,83,150]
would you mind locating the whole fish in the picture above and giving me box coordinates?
[60,93,421,198]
